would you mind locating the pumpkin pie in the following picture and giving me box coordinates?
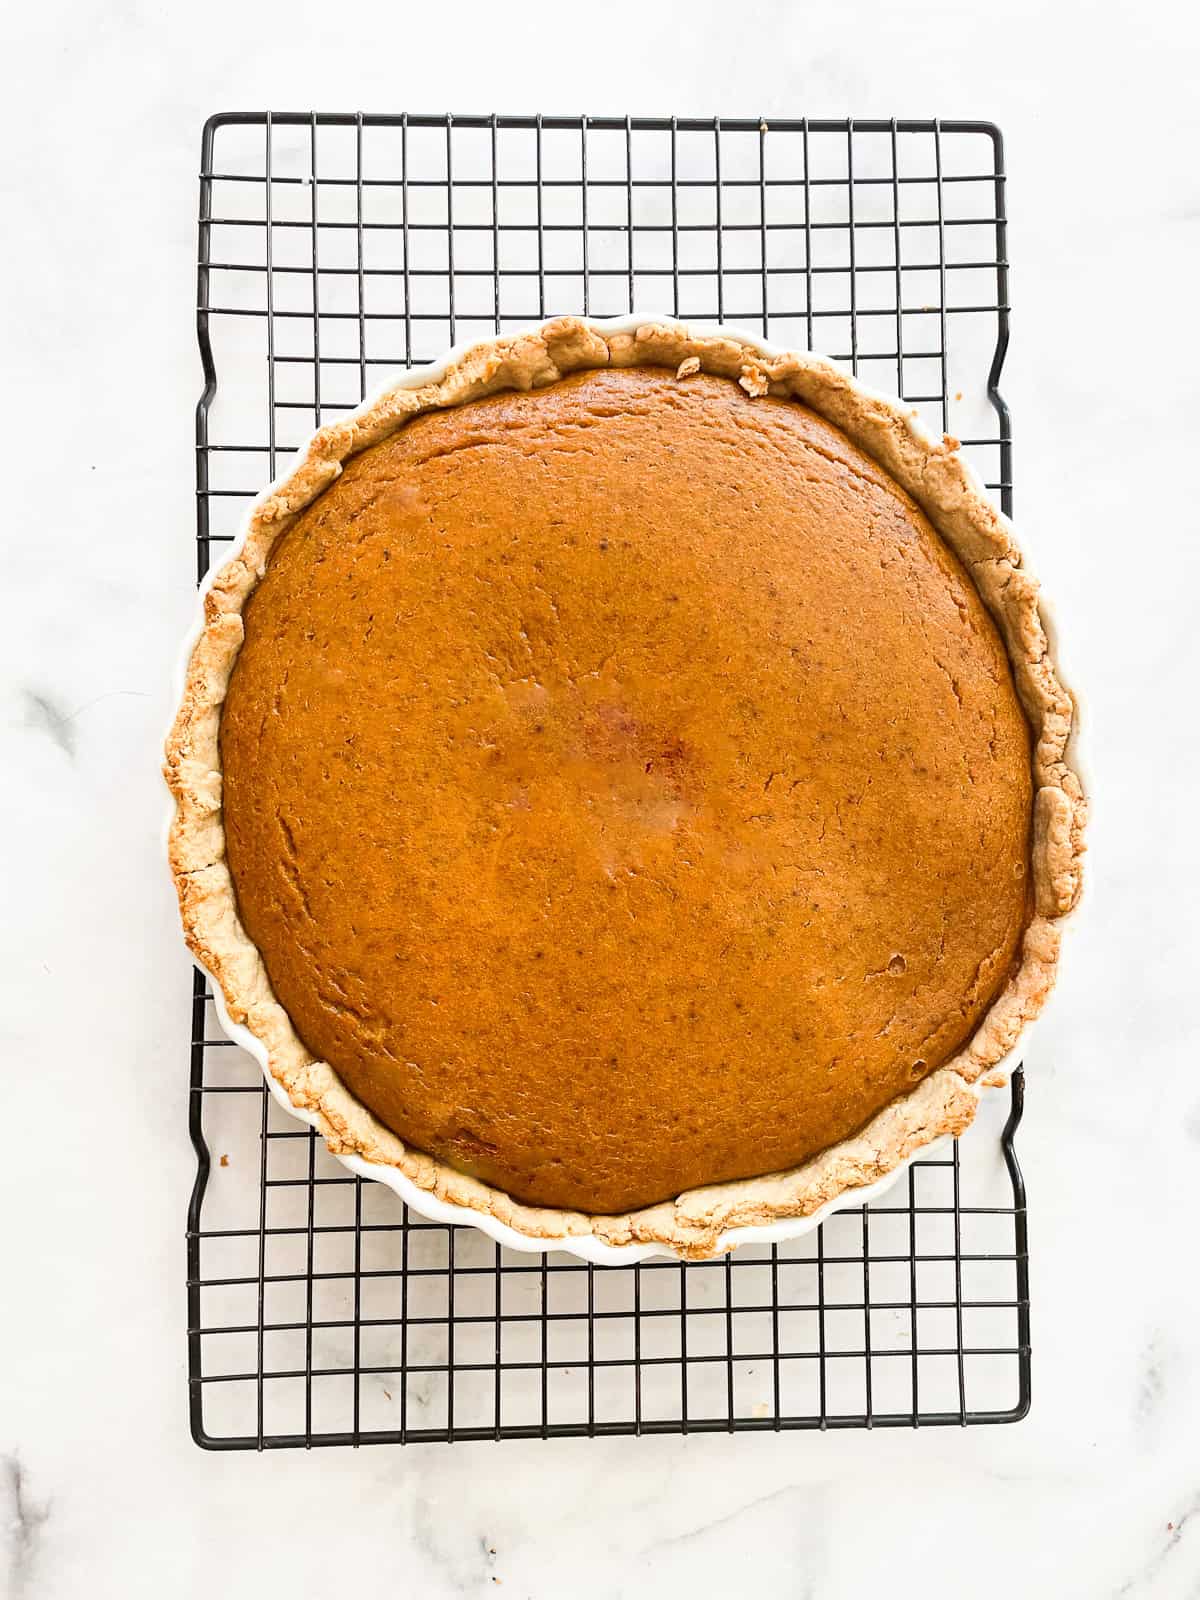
[165,318,1086,1257]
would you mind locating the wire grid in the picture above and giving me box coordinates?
[189,113,1029,1448]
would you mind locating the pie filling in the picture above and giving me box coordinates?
[220,367,1032,1214]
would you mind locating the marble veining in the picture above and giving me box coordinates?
[1115,1492,1200,1599]
[2,1456,50,1600]
[1136,1334,1166,1428]
[21,693,76,761]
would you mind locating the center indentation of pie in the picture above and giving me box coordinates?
[482,690,697,869]
[220,367,1032,1214]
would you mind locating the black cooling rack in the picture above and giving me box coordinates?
[188,113,1029,1448]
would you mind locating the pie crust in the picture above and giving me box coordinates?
[166,317,1086,1258]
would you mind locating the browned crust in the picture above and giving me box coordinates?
[165,318,1086,1259]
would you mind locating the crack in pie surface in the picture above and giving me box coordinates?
[166,318,1086,1258]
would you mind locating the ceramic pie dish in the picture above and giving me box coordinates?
[165,314,1086,1261]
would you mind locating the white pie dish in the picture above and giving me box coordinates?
[167,312,1085,1263]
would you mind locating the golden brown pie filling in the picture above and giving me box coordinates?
[220,367,1031,1214]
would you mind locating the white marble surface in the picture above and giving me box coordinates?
[3,1,1200,1595]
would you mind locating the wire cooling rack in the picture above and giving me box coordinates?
[188,113,1030,1448]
